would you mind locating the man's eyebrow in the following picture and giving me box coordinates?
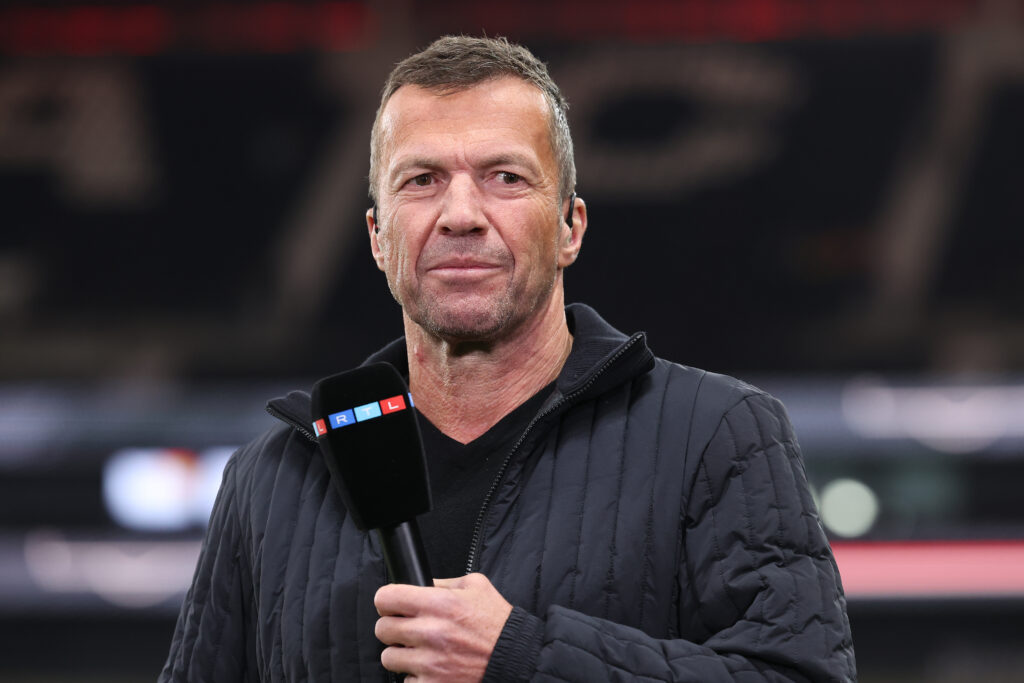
[387,157,442,183]
[478,152,539,171]
[386,152,541,185]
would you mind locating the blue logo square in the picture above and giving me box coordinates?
[329,409,355,429]
[354,401,383,422]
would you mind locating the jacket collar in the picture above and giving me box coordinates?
[266,303,655,434]
[558,303,654,398]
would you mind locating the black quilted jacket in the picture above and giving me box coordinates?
[160,304,856,682]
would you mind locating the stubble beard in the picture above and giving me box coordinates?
[395,267,557,344]
[419,293,515,341]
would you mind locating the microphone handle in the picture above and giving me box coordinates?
[376,520,432,586]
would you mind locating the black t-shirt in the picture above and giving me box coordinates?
[416,382,555,579]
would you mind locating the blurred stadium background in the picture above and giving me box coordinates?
[2,1,1024,681]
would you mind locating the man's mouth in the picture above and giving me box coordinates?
[425,256,504,275]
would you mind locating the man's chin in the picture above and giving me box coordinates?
[413,303,513,343]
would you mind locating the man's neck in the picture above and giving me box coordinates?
[404,296,572,444]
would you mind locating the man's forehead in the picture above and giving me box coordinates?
[380,77,549,130]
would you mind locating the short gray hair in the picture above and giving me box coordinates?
[368,35,575,204]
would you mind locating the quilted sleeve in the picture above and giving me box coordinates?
[487,392,856,682]
[159,453,257,682]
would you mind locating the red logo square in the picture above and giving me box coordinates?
[379,394,407,414]
[313,419,327,436]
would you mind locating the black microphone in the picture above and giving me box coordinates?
[311,363,432,585]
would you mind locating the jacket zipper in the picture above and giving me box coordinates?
[463,333,645,575]
[265,404,319,442]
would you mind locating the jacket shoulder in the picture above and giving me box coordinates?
[655,358,766,403]
[650,358,771,415]
[227,420,319,515]
[646,359,785,457]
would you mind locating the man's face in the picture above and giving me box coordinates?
[369,77,578,343]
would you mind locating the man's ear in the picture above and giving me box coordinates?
[367,207,386,271]
[557,195,587,269]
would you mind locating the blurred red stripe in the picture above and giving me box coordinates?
[0,2,372,56]
[832,540,1024,599]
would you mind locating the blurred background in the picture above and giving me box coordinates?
[2,0,1023,681]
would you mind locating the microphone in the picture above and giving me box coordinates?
[311,363,432,586]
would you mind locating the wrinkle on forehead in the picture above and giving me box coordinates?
[377,78,556,187]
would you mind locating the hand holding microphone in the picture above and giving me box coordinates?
[311,363,512,681]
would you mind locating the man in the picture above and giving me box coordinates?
[161,36,855,682]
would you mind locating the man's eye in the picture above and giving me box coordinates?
[411,174,432,186]
[497,172,522,184]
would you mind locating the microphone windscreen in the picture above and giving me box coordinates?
[311,362,431,531]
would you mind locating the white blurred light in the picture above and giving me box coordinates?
[842,379,1024,452]
[102,447,233,532]
[193,446,234,525]
[820,478,879,538]
[103,448,195,531]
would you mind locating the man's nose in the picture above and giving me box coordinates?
[437,175,486,235]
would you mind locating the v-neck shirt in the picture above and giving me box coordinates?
[415,381,555,579]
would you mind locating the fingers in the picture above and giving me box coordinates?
[430,574,479,591]
[375,574,487,618]
[431,573,490,593]
[374,582,438,617]
[380,642,423,678]
[377,616,458,679]
[374,615,405,645]
[374,574,511,682]
[375,613,445,647]
[376,573,486,616]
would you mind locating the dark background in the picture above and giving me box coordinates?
[2,1,1024,681]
